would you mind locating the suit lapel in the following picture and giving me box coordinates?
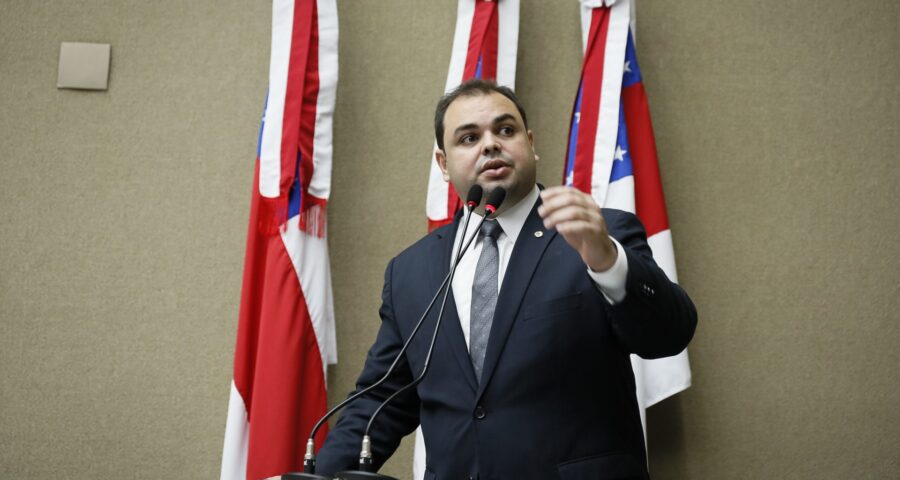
[430,216,479,393]
[477,201,556,399]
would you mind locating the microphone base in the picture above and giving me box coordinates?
[334,471,399,480]
[282,474,333,480]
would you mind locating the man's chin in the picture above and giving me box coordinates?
[478,174,513,188]
[481,181,512,196]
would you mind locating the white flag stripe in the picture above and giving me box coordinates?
[309,0,339,200]
[281,214,338,374]
[426,144,449,221]
[603,175,635,213]
[220,381,250,480]
[579,2,593,51]
[443,0,476,93]
[647,229,678,282]
[259,0,296,199]
[635,349,691,407]
[496,0,520,89]
[584,0,630,208]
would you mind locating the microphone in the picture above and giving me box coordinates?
[465,184,484,210]
[284,185,484,480]
[343,188,507,478]
[483,187,507,217]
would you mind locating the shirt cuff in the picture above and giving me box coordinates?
[586,236,628,305]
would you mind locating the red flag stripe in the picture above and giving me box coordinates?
[443,185,462,232]
[464,0,498,79]
[480,3,499,80]
[298,0,320,195]
[623,82,669,237]
[280,0,316,201]
[297,0,328,239]
[572,7,611,194]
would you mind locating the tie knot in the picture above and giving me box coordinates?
[481,220,502,240]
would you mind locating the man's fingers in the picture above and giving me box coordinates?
[541,204,602,230]
[555,219,602,236]
[538,186,586,211]
[539,189,600,220]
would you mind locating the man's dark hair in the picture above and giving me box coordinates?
[434,79,529,151]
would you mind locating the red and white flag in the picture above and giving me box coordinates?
[564,0,692,428]
[220,1,338,478]
[425,0,520,231]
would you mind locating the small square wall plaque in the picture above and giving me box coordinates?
[57,42,111,90]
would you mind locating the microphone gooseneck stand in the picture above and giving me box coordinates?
[335,188,507,480]
[284,186,486,480]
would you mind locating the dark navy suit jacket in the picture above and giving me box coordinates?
[317,200,697,480]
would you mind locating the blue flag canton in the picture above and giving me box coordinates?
[564,81,585,187]
[622,31,642,88]
[611,31,644,183]
[609,102,633,183]
[257,90,269,158]
[289,152,304,218]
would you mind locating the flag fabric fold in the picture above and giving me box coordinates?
[564,0,692,429]
[221,1,338,479]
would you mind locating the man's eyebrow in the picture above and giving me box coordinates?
[492,113,516,125]
[452,113,518,136]
[453,123,479,135]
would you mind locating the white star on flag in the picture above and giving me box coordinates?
[614,145,627,162]
[624,60,631,73]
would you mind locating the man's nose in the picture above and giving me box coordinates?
[482,133,501,155]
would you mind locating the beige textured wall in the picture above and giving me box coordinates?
[1,0,897,478]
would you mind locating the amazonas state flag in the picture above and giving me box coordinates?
[221,1,338,479]
[565,0,692,426]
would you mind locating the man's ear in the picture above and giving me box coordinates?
[435,148,450,182]
[528,130,539,162]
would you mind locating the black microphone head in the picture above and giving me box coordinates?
[484,187,507,216]
[465,185,484,210]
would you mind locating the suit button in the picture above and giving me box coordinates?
[641,284,655,297]
[474,406,486,419]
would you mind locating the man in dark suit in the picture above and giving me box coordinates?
[316,80,697,479]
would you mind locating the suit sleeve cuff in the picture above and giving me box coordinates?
[586,236,628,305]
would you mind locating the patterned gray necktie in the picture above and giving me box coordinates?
[470,219,502,382]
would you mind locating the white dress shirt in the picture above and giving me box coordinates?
[450,186,629,349]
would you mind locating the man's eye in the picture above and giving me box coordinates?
[460,134,477,145]
[499,126,514,136]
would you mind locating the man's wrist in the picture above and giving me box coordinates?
[587,237,618,273]
[586,237,628,304]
